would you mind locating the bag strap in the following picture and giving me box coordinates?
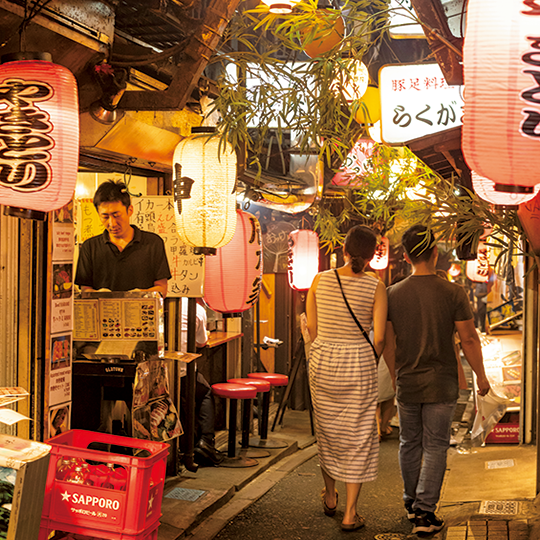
[334,270,379,359]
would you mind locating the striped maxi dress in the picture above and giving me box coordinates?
[309,270,379,484]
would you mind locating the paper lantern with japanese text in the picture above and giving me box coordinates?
[369,237,389,270]
[466,242,490,283]
[462,0,540,194]
[472,171,540,206]
[332,139,374,187]
[0,53,79,220]
[204,210,262,315]
[173,127,237,254]
[517,191,540,258]
[287,229,319,291]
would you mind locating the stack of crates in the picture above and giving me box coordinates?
[40,430,169,540]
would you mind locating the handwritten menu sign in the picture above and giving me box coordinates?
[77,196,205,297]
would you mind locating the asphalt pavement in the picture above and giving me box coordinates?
[213,430,414,540]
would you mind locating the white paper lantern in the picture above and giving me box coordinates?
[173,127,237,254]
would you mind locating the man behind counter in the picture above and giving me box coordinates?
[75,180,171,296]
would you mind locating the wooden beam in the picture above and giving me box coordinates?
[118,0,241,111]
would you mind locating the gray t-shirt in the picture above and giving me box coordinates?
[387,275,473,403]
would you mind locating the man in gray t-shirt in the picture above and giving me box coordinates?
[384,225,490,535]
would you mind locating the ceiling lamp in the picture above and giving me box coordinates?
[173,127,237,255]
[465,241,490,283]
[355,85,381,126]
[369,237,389,271]
[204,210,263,316]
[472,171,540,206]
[261,0,300,14]
[302,10,345,59]
[287,229,319,291]
[462,0,540,195]
[0,53,79,221]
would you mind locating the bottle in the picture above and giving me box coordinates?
[56,458,72,481]
[66,466,87,484]
[81,463,93,485]
[88,463,109,488]
[101,463,116,489]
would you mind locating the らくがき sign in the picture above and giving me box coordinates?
[379,63,463,144]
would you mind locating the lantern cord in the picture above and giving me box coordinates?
[6,0,55,52]
[123,158,142,198]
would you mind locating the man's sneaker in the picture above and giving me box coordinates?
[404,501,416,522]
[412,512,444,534]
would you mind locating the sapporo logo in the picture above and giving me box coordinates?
[0,78,55,192]
[61,490,121,516]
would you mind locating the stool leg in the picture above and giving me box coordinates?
[259,391,270,440]
[241,398,251,449]
[228,398,238,458]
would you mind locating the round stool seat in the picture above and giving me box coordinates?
[228,378,271,393]
[212,382,257,400]
[247,372,288,387]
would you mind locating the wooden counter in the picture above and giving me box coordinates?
[206,331,243,348]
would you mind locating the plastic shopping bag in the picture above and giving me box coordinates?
[470,389,510,447]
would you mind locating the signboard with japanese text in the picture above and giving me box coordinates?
[130,197,205,297]
[379,63,463,144]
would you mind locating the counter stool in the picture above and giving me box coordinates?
[247,373,288,449]
[228,378,272,458]
[211,382,259,468]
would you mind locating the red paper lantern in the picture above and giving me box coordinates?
[0,53,79,220]
[204,210,262,315]
[472,171,540,206]
[466,241,490,283]
[517,192,540,258]
[462,0,540,195]
[369,237,389,271]
[448,262,462,278]
[287,229,319,291]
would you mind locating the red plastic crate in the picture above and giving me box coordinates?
[41,430,169,536]
[38,518,159,540]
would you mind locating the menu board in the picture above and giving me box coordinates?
[73,297,159,341]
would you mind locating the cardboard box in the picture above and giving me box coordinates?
[485,412,520,444]
[0,435,51,540]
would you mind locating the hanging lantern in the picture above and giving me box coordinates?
[448,262,462,278]
[287,229,319,291]
[466,242,490,283]
[462,0,540,195]
[369,237,389,271]
[302,11,345,59]
[173,127,237,255]
[260,0,299,13]
[0,53,79,221]
[472,171,540,206]
[355,85,381,126]
[204,210,262,316]
[332,60,369,102]
[332,138,374,187]
[517,192,540,257]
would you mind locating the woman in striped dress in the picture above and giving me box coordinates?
[306,225,387,531]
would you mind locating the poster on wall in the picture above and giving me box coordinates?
[51,263,74,334]
[48,403,70,438]
[49,334,72,406]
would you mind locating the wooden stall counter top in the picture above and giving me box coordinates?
[207,331,243,348]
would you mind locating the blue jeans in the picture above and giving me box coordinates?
[398,400,457,513]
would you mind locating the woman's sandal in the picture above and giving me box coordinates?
[341,514,366,531]
[321,488,338,516]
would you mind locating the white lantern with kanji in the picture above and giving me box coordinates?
[370,237,389,270]
[466,241,490,283]
[287,229,319,291]
[462,0,540,195]
[0,53,79,220]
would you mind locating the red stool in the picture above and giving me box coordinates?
[211,382,258,468]
[247,373,288,449]
[229,378,271,458]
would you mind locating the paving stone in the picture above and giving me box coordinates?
[509,521,529,531]
[487,534,508,540]
[509,532,528,540]
[489,522,509,530]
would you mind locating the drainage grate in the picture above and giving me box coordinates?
[165,487,207,501]
[479,500,520,515]
[375,534,407,540]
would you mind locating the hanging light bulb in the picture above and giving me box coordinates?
[472,171,540,206]
[261,0,300,14]
[0,53,79,220]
